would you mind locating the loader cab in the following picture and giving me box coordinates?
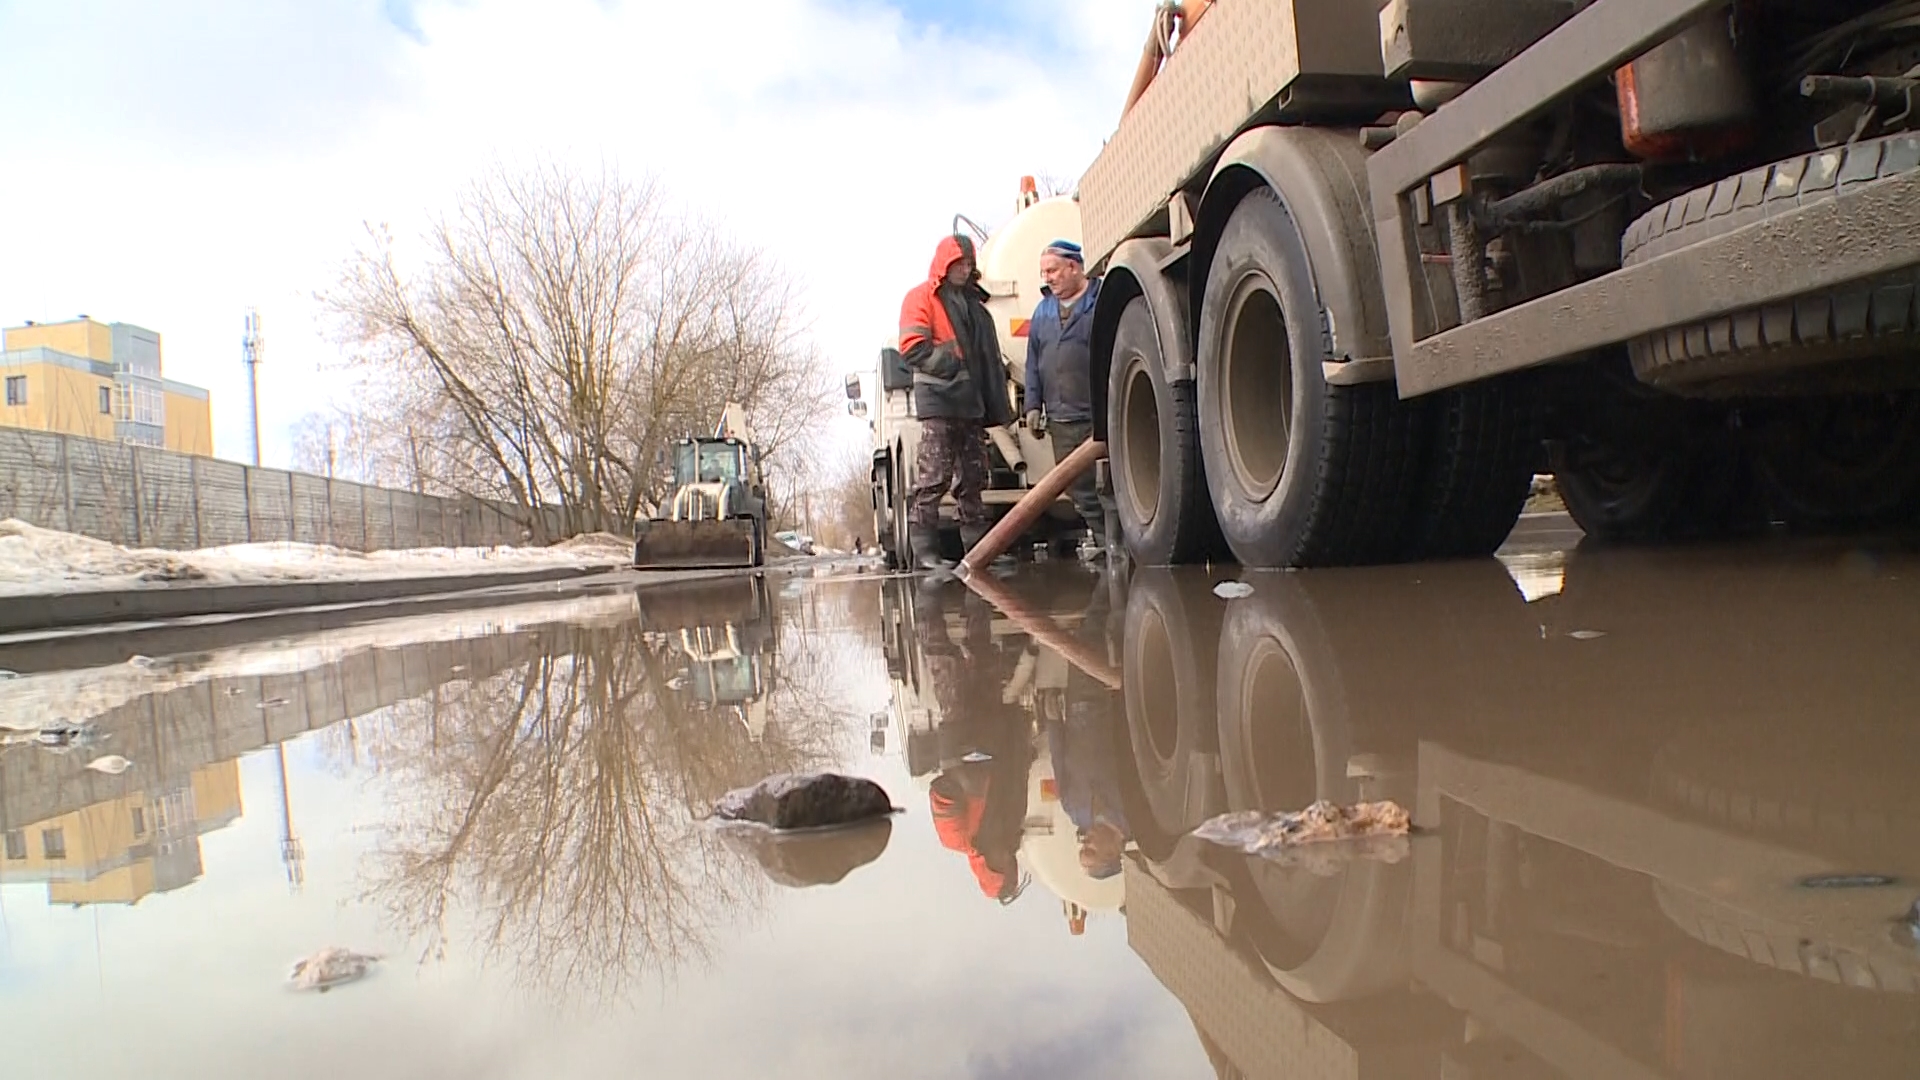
[675,438,750,486]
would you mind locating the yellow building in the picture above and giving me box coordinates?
[1,317,214,456]
[0,759,243,906]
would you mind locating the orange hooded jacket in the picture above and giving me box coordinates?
[896,234,1014,426]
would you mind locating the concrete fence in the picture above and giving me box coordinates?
[0,427,592,551]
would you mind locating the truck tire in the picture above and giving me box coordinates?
[1400,377,1540,560]
[1551,407,1751,542]
[1748,391,1920,530]
[1197,186,1421,567]
[1117,569,1227,862]
[1110,295,1223,565]
[1621,133,1920,390]
[886,450,906,569]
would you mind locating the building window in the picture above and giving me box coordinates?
[114,382,163,425]
[41,827,66,860]
[100,385,113,415]
[4,375,24,406]
[3,830,23,860]
[131,806,146,835]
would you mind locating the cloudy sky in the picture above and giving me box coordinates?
[0,0,1148,467]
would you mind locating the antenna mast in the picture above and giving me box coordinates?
[242,308,265,466]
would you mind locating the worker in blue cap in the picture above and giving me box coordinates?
[1023,239,1106,554]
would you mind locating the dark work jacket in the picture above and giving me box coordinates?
[1023,276,1101,423]
[898,235,1015,426]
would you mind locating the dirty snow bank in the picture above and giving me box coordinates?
[0,519,629,597]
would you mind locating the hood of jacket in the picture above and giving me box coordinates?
[926,233,977,286]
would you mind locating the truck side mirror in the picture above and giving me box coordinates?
[844,373,863,401]
[848,400,869,419]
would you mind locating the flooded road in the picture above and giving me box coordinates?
[4,524,1920,1078]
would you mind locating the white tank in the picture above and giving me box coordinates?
[1020,747,1125,933]
[976,195,1082,389]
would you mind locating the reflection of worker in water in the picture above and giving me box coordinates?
[1048,581,1131,881]
[918,584,1034,903]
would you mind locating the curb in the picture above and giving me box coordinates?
[0,564,624,635]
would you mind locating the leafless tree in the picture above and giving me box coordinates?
[320,161,833,539]
[353,590,863,1001]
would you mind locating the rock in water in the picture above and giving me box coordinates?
[723,817,892,887]
[714,773,895,830]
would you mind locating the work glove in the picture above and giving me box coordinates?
[1025,409,1046,436]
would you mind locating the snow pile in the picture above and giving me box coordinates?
[0,590,640,731]
[0,519,629,597]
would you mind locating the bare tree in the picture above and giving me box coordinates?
[321,161,833,539]
[352,588,866,999]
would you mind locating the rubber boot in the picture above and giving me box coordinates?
[910,528,948,572]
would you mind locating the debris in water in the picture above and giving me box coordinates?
[84,754,132,775]
[257,697,289,709]
[961,750,993,763]
[1569,630,1607,640]
[1196,800,1410,851]
[665,674,689,691]
[1213,581,1255,599]
[127,655,156,669]
[1800,873,1899,890]
[289,947,382,992]
[1193,801,1412,874]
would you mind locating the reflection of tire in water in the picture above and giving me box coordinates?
[1210,573,1410,1004]
[1118,568,1229,862]
[1653,881,1920,994]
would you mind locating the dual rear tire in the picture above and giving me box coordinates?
[1109,184,1537,569]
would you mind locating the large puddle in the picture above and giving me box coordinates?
[4,533,1920,1078]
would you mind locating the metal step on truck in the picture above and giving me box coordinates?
[1082,0,1920,568]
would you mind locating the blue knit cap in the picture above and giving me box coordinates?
[1044,239,1084,263]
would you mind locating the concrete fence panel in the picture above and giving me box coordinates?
[194,459,251,547]
[65,438,139,546]
[133,448,198,549]
[290,473,331,546]
[329,480,367,551]
[0,429,623,555]
[0,429,70,532]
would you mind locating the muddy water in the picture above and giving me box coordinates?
[3,530,1920,1078]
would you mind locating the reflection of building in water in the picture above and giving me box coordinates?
[0,597,598,908]
[0,761,242,906]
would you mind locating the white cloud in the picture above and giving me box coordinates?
[0,0,1150,469]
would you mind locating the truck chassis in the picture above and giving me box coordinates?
[1081,0,1920,567]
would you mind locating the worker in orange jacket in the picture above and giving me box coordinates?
[898,234,1015,570]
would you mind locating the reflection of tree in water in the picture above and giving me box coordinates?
[353,611,852,1001]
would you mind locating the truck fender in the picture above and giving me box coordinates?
[1194,126,1395,383]
[1090,236,1194,442]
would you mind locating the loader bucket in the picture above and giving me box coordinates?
[633,518,761,570]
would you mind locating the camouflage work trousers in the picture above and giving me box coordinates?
[911,418,991,530]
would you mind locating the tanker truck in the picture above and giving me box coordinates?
[847,180,1096,568]
[1082,0,1920,569]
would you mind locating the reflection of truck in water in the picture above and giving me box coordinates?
[638,574,776,741]
[1109,560,1920,1077]
[1082,0,1920,571]
[847,181,1092,568]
